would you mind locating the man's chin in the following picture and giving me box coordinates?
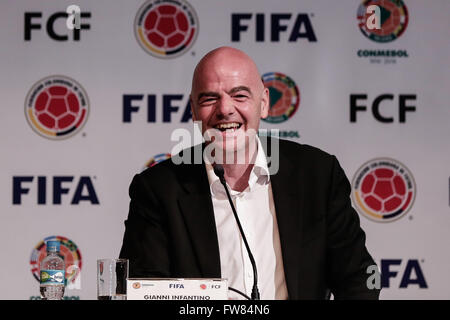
[204,134,257,165]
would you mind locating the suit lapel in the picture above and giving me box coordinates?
[264,139,304,300]
[175,145,221,278]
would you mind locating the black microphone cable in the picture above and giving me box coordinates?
[228,287,251,300]
[213,164,260,300]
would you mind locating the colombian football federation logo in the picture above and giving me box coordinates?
[357,0,408,43]
[30,235,82,285]
[351,158,416,222]
[132,282,141,289]
[134,0,199,58]
[261,72,300,124]
[25,75,89,140]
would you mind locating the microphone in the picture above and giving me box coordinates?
[213,164,260,300]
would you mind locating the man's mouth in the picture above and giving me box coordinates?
[213,122,243,132]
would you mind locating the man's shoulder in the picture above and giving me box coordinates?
[136,144,203,184]
[138,156,182,181]
[276,138,334,163]
[261,137,338,178]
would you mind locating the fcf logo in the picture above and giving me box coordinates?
[351,158,416,223]
[134,0,199,58]
[24,75,89,140]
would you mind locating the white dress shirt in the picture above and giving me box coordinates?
[204,137,289,300]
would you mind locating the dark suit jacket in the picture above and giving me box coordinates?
[119,138,380,300]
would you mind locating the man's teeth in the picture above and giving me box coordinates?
[215,123,241,130]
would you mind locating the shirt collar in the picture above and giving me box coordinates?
[204,136,270,198]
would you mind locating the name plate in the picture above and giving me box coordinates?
[126,278,228,300]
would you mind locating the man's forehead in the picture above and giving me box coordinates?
[198,47,256,69]
[196,68,254,84]
[193,63,261,93]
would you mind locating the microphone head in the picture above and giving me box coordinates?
[213,164,225,178]
[213,164,227,184]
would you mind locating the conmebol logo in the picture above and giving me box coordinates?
[261,72,300,124]
[30,235,82,286]
[357,0,409,43]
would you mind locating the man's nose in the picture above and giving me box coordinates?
[215,96,235,119]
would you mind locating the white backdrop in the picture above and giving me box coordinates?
[0,0,449,299]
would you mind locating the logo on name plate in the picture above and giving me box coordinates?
[357,0,408,43]
[351,158,416,222]
[134,0,199,58]
[25,75,89,140]
[132,282,141,289]
[261,72,300,124]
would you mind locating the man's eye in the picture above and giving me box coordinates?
[234,94,248,100]
[199,98,217,105]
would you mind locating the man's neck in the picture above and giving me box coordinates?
[223,163,254,192]
[222,141,258,192]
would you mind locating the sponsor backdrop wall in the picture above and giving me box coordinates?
[0,0,449,299]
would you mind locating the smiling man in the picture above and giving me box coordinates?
[119,47,380,300]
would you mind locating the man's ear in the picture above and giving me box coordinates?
[260,87,269,119]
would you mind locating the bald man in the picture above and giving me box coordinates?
[120,47,380,300]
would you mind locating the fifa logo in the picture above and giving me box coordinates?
[366,5,381,30]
